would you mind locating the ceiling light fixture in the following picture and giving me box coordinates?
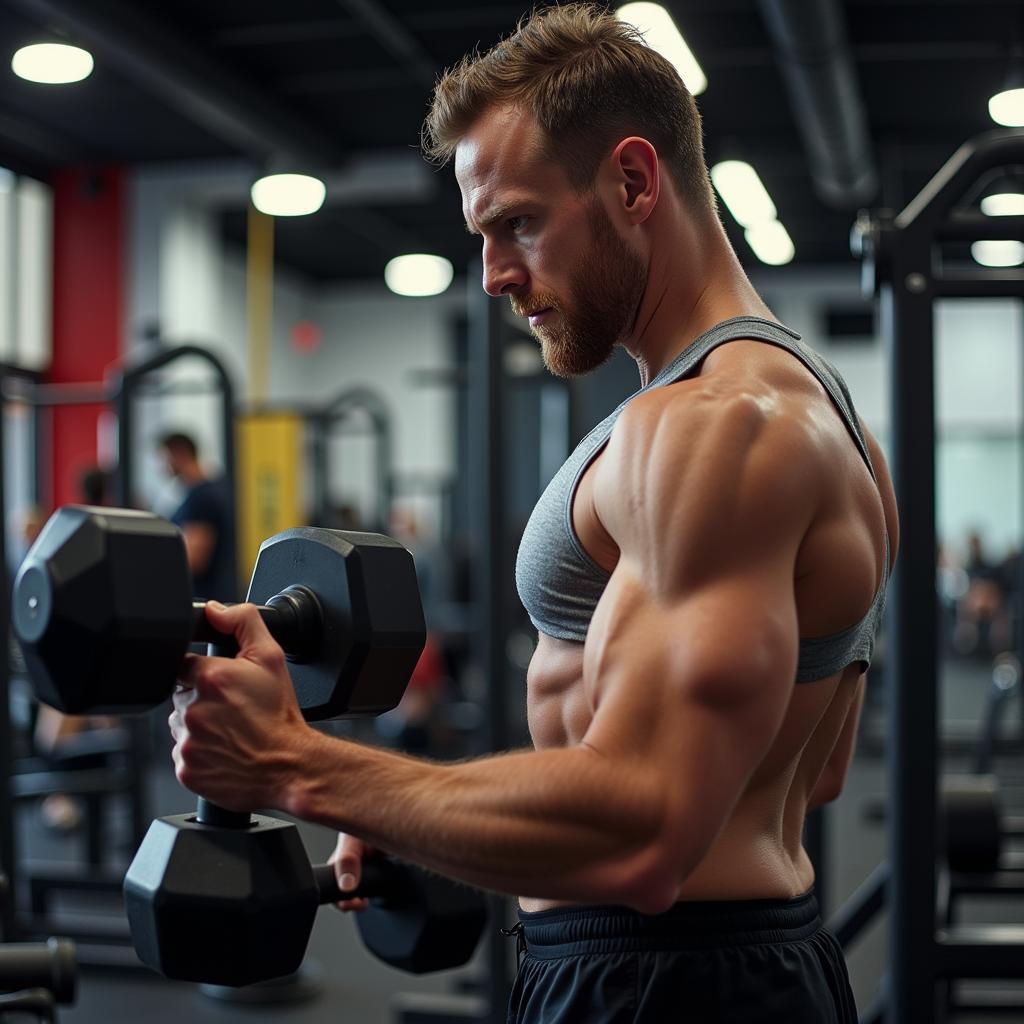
[615,3,706,96]
[989,47,1024,127]
[12,42,93,84]
[971,240,1024,267]
[250,173,326,217]
[710,160,777,228]
[980,192,1024,216]
[745,221,795,266]
[384,254,454,297]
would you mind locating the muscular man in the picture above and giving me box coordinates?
[170,6,898,1021]
[158,432,233,600]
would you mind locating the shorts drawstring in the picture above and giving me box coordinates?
[501,921,528,966]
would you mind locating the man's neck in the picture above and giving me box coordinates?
[623,215,776,388]
[179,464,206,487]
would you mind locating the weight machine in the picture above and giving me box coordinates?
[0,344,236,966]
[836,127,1024,1022]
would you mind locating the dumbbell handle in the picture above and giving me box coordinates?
[192,603,322,832]
[312,859,412,906]
[0,938,76,1004]
[191,584,323,663]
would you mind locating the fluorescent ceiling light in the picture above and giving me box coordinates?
[971,240,1024,267]
[250,173,325,217]
[989,87,1024,127]
[384,254,454,297]
[710,160,777,228]
[616,3,706,96]
[12,43,93,84]
[981,192,1024,216]
[745,221,795,266]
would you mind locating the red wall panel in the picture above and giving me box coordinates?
[47,167,124,509]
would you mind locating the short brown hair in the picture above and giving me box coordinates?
[158,432,198,459]
[422,3,714,213]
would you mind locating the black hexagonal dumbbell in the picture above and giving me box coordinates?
[126,817,487,984]
[13,506,424,718]
[13,506,487,984]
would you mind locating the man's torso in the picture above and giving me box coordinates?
[172,478,232,599]
[520,332,897,911]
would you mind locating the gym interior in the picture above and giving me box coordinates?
[0,1,1023,1022]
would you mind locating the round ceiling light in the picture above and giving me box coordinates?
[12,43,94,84]
[250,173,326,217]
[384,254,454,297]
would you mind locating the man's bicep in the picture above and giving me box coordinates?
[582,561,798,771]
[579,565,797,858]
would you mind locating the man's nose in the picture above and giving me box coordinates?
[481,240,526,297]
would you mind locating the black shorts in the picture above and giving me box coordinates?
[505,891,856,1023]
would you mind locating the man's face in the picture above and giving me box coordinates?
[456,106,647,377]
[161,446,185,479]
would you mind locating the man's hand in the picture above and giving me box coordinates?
[169,601,315,812]
[328,833,373,912]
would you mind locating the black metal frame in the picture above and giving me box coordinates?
[852,127,1024,1022]
[114,343,238,567]
[0,361,62,943]
[308,386,393,531]
[467,267,513,1024]
[0,366,18,942]
[117,345,238,849]
[0,345,237,961]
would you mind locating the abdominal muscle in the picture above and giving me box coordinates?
[518,630,861,914]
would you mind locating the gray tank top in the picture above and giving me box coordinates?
[515,316,889,683]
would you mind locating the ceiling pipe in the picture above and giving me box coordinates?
[336,0,436,88]
[757,0,879,209]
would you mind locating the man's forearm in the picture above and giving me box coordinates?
[282,732,687,909]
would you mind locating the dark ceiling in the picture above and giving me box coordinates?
[0,0,1022,284]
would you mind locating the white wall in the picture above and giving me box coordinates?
[286,281,460,533]
[126,165,462,531]
[936,299,1023,431]
[0,170,52,372]
[128,163,254,510]
[935,299,1024,556]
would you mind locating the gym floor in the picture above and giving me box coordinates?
[16,655,1024,1024]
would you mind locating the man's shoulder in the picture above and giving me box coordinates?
[177,477,229,520]
[595,376,824,559]
[190,477,228,499]
[614,372,822,472]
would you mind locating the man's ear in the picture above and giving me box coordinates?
[610,137,659,225]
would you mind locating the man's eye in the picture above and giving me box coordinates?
[507,215,529,232]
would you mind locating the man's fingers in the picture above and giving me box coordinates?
[168,708,183,743]
[203,600,278,655]
[337,896,370,912]
[330,834,374,912]
[336,835,366,891]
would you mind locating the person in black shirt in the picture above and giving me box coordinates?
[158,432,234,600]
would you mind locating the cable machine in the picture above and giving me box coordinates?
[309,386,393,533]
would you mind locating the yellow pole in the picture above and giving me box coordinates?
[246,204,274,405]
